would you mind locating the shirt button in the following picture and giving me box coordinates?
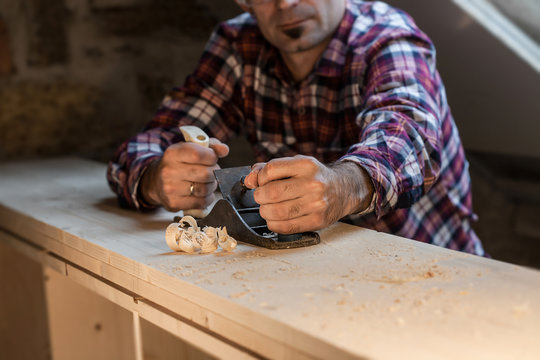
[297,107,306,115]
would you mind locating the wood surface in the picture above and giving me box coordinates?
[0,240,50,360]
[1,157,539,359]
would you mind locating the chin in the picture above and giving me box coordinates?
[281,36,324,53]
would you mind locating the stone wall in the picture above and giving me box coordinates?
[0,0,241,162]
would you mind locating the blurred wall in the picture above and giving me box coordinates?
[385,0,540,159]
[0,0,241,162]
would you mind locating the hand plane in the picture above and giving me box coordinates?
[176,166,320,250]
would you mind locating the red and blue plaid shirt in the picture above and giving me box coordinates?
[108,0,484,255]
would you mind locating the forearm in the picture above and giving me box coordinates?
[106,128,173,211]
[328,161,375,219]
[138,158,162,208]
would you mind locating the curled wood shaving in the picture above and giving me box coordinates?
[217,227,237,252]
[165,216,237,253]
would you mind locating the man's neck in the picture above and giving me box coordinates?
[280,37,332,83]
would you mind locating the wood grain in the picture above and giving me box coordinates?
[1,157,539,359]
[0,239,50,360]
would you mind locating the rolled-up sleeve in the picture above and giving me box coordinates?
[341,34,443,219]
[107,23,245,210]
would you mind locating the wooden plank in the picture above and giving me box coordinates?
[63,264,256,359]
[140,318,216,360]
[1,157,540,359]
[0,237,50,360]
[2,234,256,360]
[0,229,66,274]
[44,266,136,360]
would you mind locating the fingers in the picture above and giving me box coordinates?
[244,162,265,189]
[159,163,218,194]
[162,143,221,182]
[165,142,219,166]
[253,174,325,205]
[145,135,230,212]
[160,180,216,212]
[209,138,230,158]
[259,194,325,221]
[254,177,300,204]
[160,172,217,201]
[265,213,326,234]
[154,142,223,211]
[246,156,318,188]
[188,180,218,197]
[243,156,340,234]
[161,192,216,212]
[255,158,301,186]
[261,195,336,234]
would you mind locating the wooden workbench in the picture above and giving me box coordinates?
[0,157,539,359]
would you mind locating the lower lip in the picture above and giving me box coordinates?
[280,18,308,30]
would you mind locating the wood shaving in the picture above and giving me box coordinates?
[232,271,246,279]
[229,290,251,298]
[165,215,237,254]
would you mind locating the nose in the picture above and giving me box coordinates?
[276,0,300,10]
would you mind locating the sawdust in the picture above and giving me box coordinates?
[232,271,246,280]
[259,302,278,310]
[243,251,267,259]
[512,303,530,317]
[195,278,214,285]
[229,290,251,298]
[365,263,449,284]
[179,270,193,277]
[337,298,348,306]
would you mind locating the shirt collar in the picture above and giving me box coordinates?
[261,44,292,84]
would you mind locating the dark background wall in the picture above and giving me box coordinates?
[0,0,242,162]
[1,0,538,268]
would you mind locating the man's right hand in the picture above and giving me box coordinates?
[140,138,229,212]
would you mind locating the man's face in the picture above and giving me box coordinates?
[242,0,346,54]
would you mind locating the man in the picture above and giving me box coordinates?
[107,0,485,255]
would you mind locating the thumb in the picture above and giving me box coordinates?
[209,138,230,158]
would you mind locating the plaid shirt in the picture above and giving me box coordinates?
[108,0,484,255]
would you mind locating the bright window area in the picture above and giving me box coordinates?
[490,0,540,44]
[453,0,540,72]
